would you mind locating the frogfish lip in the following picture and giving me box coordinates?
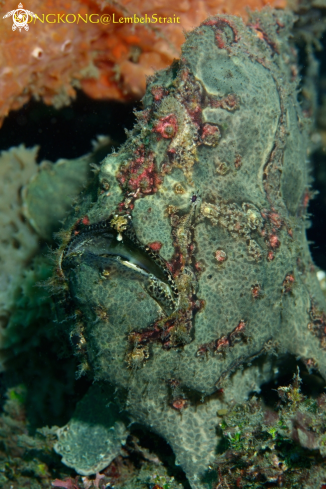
[62,217,178,314]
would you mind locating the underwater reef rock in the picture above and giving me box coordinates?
[0,385,59,488]
[212,370,326,487]
[52,10,326,489]
[0,145,40,338]
[21,135,113,242]
[0,138,108,354]
[22,153,92,241]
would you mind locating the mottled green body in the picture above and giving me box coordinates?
[56,11,326,488]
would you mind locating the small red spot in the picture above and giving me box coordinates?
[151,86,167,101]
[203,19,217,26]
[82,215,90,225]
[172,397,187,411]
[235,320,246,333]
[196,344,209,357]
[210,93,239,111]
[181,68,189,81]
[267,251,275,261]
[215,249,227,262]
[269,234,280,249]
[202,18,239,44]
[201,123,220,145]
[148,241,162,251]
[216,336,229,351]
[74,230,80,235]
[303,191,310,209]
[153,114,178,139]
[202,124,218,138]
[283,273,295,293]
[305,358,317,369]
[269,212,282,228]
[251,284,261,299]
[234,153,242,169]
[215,32,225,48]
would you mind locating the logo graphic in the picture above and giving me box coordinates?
[3,3,38,32]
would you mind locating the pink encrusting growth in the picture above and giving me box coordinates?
[153,114,178,138]
[260,209,284,257]
[269,233,280,249]
[82,215,90,226]
[282,273,295,293]
[203,17,240,48]
[251,283,263,299]
[215,249,227,262]
[201,124,221,146]
[197,320,247,356]
[52,478,81,489]
[151,86,169,101]
[148,241,163,251]
[210,93,240,110]
[116,145,162,197]
[172,397,188,411]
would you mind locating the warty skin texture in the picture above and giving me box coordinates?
[56,10,326,489]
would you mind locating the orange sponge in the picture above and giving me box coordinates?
[0,0,287,125]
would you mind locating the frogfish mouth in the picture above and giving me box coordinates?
[62,216,178,314]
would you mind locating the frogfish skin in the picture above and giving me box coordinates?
[54,10,326,489]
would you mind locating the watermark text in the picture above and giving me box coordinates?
[26,13,181,24]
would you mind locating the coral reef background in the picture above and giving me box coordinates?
[0,0,299,127]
